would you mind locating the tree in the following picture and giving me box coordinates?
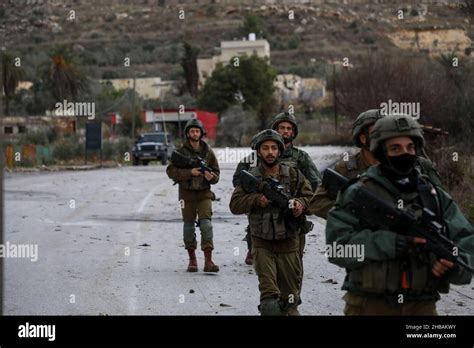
[117,91,144,138]
[181,41,199,97]
[217,104,258,146]
[462,0,474,16]
[1,51,25,115]
[40,45,89,105]
[335,53,474,146]
[198,54,277,129]
[240,14,263,38]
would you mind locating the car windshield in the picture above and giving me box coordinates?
[138,134,166,143]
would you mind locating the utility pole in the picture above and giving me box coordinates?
[177,109,182,142]
[161,105,168,144]
[0,74,4,315]
[333,63,338,136]
[131,77,136,139]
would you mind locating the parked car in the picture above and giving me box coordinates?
[132,132,175,165]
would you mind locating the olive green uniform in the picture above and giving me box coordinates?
[230,164,313,314]
[166,139,219,251]
[309,152,442,219]
[326,165,474,315]
[310,152,371,218]
[232,142,320,295]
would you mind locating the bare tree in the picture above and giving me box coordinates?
[217,104,258,147]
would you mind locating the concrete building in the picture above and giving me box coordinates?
[274,74,326,105]
[2,116,76,139]
[197,34,270,88]
[99,77,179,100]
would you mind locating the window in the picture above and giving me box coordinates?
[4,126,13,134]
[18,125,27,133]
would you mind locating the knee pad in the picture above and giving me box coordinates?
[183,223,196,241]
[199,219,213,240]
[259,298,284,316]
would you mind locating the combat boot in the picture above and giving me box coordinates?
[286,306,301,316]
[187,249,198,272]
[244,250,253,265]
[203,248,219,273]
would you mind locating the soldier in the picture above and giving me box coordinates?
[166,119,220,273]
[325,115,474,315]
[230,130,313,315]
[309,109,382,218]
[310,109,443,218]
[232,112,321,266]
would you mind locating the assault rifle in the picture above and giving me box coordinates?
[239,170,313,233]
[170,150,213,174]
[323,168,474,273]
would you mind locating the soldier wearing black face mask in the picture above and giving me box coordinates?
[325,115,474,315]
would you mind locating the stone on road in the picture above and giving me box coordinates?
[4,147,472,315]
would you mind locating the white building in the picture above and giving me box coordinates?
[99,77,179,100]
[197,34,270,88]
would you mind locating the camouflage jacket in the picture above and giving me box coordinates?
[229,164,313,252]
[310,151,443,219]
[166,140,219,201]
[232,143,321,191]
[325,165,474,300]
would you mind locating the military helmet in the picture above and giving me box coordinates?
[250,132,259,150]
[184,118,205,138]
[352,109,384,147]
[253,129,285,153]
[370,114,425,153]
[271,112,298,139]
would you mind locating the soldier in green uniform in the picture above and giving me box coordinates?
[310,109,443,218]
[233,112,321,265]
[310,109,381,218]
[230,130,314,315]
[325,115,474,315]
[166,119,220,273]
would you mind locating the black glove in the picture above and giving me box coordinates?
[395,235,414,258]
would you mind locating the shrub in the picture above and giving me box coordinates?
[102,139,117,160]
[19,130,49,146]
[117,137,134,161]
[52,136,82,161]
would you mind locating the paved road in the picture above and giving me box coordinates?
[4,146,473,315]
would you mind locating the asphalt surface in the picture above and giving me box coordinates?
[4,146,473,315]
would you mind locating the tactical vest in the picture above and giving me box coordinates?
[247,165,300,241]
[346,173,448,299]
[180,144,211,191]
[344,154,363,180]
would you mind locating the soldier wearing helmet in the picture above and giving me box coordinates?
[309,109,442,218]
[325,115,474,315]
[232,112,321,267]
[166,118,220,273]
[271,112,322,190]
[230,129,313,316]
[309,109,382,218]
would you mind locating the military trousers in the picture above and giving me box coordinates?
[252,244,302,310]
[181,198,213,251]
[343,291,438,315]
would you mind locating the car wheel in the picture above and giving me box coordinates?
[142,160,149,166]
[132,156,139,166]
